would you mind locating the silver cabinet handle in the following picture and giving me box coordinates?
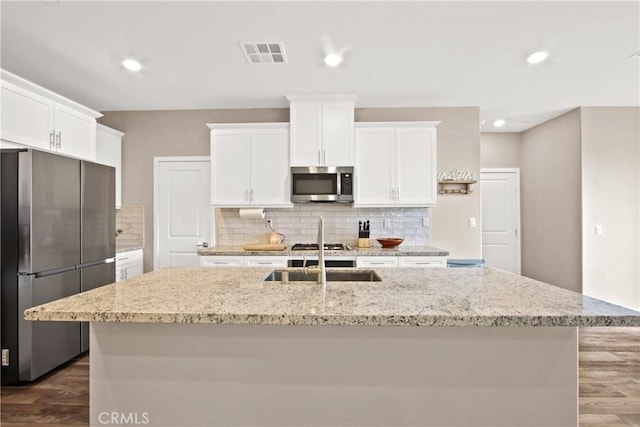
[250,189,254,202]
[124,267,128,279]
[396,188,400,201]
[245,189,249,202]
[318,150,322,165]
[56,132,62,149]
[323,149,326,165]
[49,131,55,149]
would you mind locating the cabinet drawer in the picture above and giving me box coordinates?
[244,257,288,268]
[356,256,398,268]
[200,256,244,267]
[398,256,447,268]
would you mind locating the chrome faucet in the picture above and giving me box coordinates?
[317,216,326,286]
[304,216,327,287]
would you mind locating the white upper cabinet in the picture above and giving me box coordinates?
[95,124,124,209]
[355,122,439,207]
[54,104,97,160]
[0,70,101,160]
[0,81,54,150]
[209,123,291,207]
[287,95,356,166]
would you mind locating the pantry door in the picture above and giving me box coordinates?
[154,157,212,270]
[481,169,521,274]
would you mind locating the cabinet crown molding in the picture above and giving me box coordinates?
[285,94,358,104]
[1,69,102,119]
[207,122,289,130]
[355,121,441,128]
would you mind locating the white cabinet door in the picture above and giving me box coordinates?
[0,82,54,150]
[396,128,437,205]
[322,103,354,166]
[355,127,396,206]
[398,256,447,268]
[356,256,399,268]
[200,256,244,267]
[244,256,288,268]
[95,124,123,209]
[211,130,251,206]
[54,104,97,160]
[288,96,355,167]
[251,128,291,207]
[289,103,322,166]
[355,122,438,207]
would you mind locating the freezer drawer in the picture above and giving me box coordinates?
[80,261,115,352]
[18,270,81,381]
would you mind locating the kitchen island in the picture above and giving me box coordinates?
[25,267,640,426]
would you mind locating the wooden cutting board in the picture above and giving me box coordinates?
[243,244,287,252]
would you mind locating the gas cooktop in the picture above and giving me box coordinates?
[291,243,345,251]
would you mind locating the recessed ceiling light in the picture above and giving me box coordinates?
[527,51,549,64]
[493,119,506,128]
[324,53,343,67]
[122,59,142,72]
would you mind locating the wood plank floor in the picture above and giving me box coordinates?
[1,327,638,426]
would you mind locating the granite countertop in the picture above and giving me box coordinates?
[116,246,144,254]
[24,266,640,327]
[198,245,449,257]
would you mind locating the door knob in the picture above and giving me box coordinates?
[196,242,209,248]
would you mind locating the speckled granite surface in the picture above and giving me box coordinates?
[198,245,449,257]
[116,246,144,254]
[25,267,640,327]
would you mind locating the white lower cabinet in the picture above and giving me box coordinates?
[356,256,399,268]
[200,256,288,268]
[398,256,448,268]
[116,249,144,282]
[357,256,447,268]
[200,256,244,267]
[244,257,288,268]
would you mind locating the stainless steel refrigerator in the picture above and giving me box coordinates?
[1,149,115,384]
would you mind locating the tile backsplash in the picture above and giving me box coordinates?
[116,205,145,250]
[216,205,430,247]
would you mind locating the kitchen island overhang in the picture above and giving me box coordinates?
[25,267,640,427]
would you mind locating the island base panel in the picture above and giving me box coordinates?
[90,323,577,426]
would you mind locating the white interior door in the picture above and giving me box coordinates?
[481,169,521,274]
[155,157,211,270]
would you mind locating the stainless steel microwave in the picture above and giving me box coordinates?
[291,166,354,203]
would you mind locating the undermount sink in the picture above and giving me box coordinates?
[264,269,382,283]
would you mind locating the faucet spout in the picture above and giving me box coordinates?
[317,216,326,286]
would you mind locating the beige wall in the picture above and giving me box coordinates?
[481,133,521,168]
[520,109,583,292]
[580,107,639,310]
[356,108,482,259]
[99,109,289,271]
[101,107,481,271]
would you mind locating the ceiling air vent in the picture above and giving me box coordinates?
[241,42,287,64]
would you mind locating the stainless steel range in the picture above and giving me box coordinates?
[289,243,354,267]
[291,243,346,251]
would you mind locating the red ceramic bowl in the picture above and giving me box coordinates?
[376,238,404,248]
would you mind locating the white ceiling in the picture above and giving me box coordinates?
[1,1,638,132]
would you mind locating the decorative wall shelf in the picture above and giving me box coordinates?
[438,180,477,195]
